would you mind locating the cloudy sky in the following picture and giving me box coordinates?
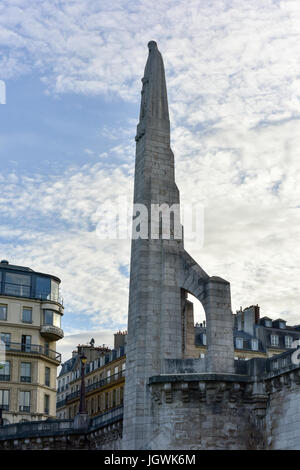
[1,0,300,362]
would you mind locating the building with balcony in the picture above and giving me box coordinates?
[56,332,126,420]
[0,260,64,424]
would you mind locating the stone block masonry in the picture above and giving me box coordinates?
[122,41,235,450]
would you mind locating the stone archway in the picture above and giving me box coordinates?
[178,250,235,374]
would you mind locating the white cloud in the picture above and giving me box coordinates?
[1,0,300,358]
[0,161,133,333]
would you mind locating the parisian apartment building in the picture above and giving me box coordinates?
[0,260,64,424]
[56,332,126,420]
[195,304,300,360]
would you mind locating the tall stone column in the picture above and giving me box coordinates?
[122,42,235,450]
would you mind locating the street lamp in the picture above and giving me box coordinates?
[78,354,87,414]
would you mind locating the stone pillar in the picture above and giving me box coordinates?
[203,277,235,373]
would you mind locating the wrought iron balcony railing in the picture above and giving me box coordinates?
[64,370,125,404]
[56,398,66,409]
[1,283,63,305]
[4,342,61,363]
[0,375,10,382]
[20,376,31,383]
[19,405,30,413]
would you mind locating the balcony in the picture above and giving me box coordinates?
[20,376,31,383]
[5,342,61,363]
[65,371,125,404]
[56,398,66,409]
[1,282,63,306]
[40,325,64,341]
[19,405,30,413]
[0,375,10,382]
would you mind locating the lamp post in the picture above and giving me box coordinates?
[78,354,87,414]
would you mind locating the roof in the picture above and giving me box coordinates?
[0,261,34,272]
[0,260,61,283]
[58,356,77,377]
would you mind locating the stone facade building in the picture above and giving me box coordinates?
[0,260,63,424]
[56,333,126,420]
[194,305,300,360]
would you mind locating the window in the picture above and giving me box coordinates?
[44,394,50,414]
[51,280,59,302]
[43,310,61,328]
[19,391,30,412]
[20,362,31,383]
[202,333,207,346]
[114,366,119,376]
[0,333,10,348]
[271,335,279,347]
[0,389,9,410]
[285,336,293,348]
[36,277,51,300]
[0,361,10,381]
[236,338,243,349]
[251,339,258,351]
[121,363,126,377]
[265,320,272,327]
[0,305,7,321]
[45,367,50,387]
[22,308,32,323]
[21,335,31,352]
[279,322,285,329]
[5,273,31,297]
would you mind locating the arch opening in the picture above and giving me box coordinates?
[181,289,207,360]
[187,292,206,326]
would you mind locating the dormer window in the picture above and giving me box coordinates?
[265,320,272,327]
[279,322,285,329]
[251,339,258,351]
[236,337,243,349]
